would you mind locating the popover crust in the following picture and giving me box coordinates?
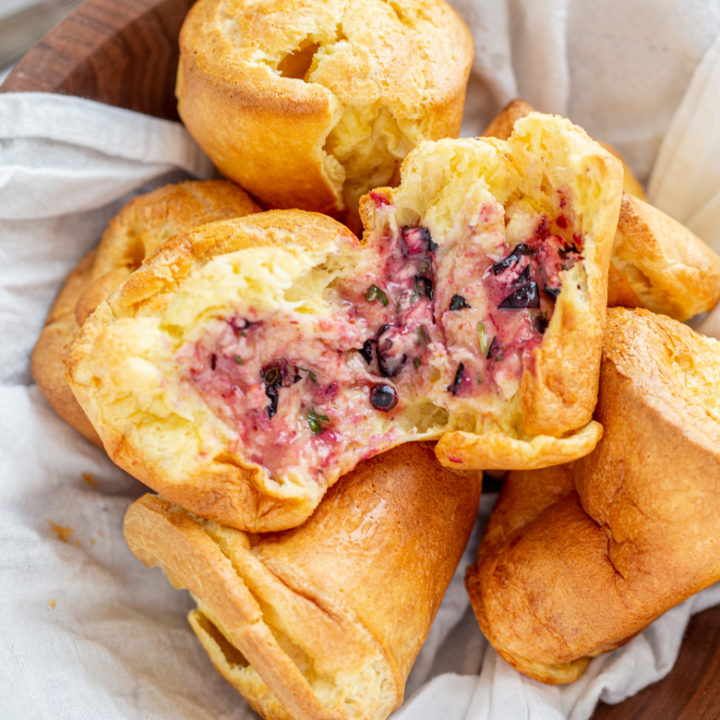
[31,180,260,444]
[123,444,481,720]
[483,100,720,321]
[177,0,473,222]
[466,307,720,683]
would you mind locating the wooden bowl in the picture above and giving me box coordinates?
[2,1,720,717]
[0,0,193,118]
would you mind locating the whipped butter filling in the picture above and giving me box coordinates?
[175,197,583,478]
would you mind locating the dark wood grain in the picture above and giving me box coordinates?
[0,0,195,119]
[2,0,720,717]
[594,603,720,719]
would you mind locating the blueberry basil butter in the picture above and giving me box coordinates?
[66,115,623,534]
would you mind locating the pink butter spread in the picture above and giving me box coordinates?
[176,198,583,477]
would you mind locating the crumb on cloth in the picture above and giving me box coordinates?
[47,521,81,546]
[81,472,99,487]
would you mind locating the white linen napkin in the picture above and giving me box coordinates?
[648,33,720,253]
[2,2,720,716]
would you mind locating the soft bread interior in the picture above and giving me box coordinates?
[367,115,621,441]
[30,180,260,446]
[482,99,645,200]
[69,213,369,530]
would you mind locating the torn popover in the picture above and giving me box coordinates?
[483,99,720,321]
[67,113,622,531]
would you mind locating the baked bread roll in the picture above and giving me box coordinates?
[466,307,720,684]
[484,100,720,320]
[31,180,260,444]
[123,443,482,720]
[80,179,261,322]
[31,249,103,444]
[66,114,621,531]
[176,0,473,225]
[610,195,720,319]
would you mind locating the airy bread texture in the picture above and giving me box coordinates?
[483,99,646,200]
[466,307,720,684]
[31,180,260,444]
[66,113,621,531]
[484,99,720,321]
[176,0,473,224]
[123,443,481,720]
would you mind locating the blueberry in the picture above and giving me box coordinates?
[449,294,471,310]
[414,274,433,300]
[498,282,540,309]
[491,243,537,275]
[369,383,398,411]
[359,339,374,364]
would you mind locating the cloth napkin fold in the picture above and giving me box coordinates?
[2,2,720,716]
[648,32,720,253]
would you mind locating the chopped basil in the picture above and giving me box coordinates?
[413,357,421,369]
[307,408,329,435]
[417,325,428,344]
[486,335,503,361]
[365,284,389,306]
[233,355,244,365]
